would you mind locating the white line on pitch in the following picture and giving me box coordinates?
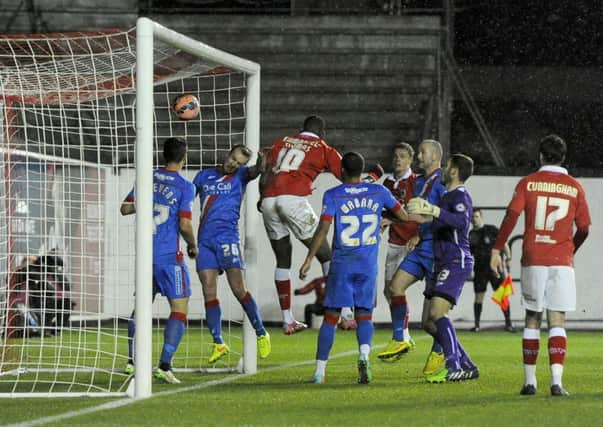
[6,337,428,427]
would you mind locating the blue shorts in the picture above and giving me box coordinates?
[424,262,473,306]
[399,246,435,287]
[324,264,377,310]
[153,262,191,300]
[196,237,245,271]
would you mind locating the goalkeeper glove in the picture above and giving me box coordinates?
[407,197,440,217]
[363,162,384,183]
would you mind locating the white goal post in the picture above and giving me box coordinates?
[0,18,261,399]
[134,18,260,399]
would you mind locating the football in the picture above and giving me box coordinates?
[172,94,200,120]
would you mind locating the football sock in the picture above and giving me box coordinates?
[205,299,223,344]
[431,337,444,354]
[473,302,482,328]
[503,308,512,326]
[274,268,291,311]
[315,359,327,377]
[523,327,540,386]
[457,340,477,370]
[316,312,338,361]
[127,312,135,360]
[548,327,567,386]
[160,311,186,366]
[390,295,407,341]
[321,261,330,276]
[355,310,373,350]
[239,292,266,336]
[435,317,461,371]
[403,306,411,341]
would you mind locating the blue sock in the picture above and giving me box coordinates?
[127,314,135,361]
[390,296,407,341]
[240,292,266,336]
[316,313,338,361]
[435,317,461,371]
[355,309,374,347]
[205,300,223,344]
[160,313,185,366]
[431,338,444,354]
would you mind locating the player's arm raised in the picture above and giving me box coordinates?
[247,149,266,181]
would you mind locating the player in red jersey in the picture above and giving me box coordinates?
[260,115,344,334]
[377,142,419,361]
[490,135,591,397]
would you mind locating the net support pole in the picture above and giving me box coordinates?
[242,71,260,375]
[134,17,155,400]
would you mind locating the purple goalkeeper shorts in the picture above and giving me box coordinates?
[423,261,473,306]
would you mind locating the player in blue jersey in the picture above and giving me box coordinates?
[193,145,271,364]
[379,140,447,372]
[120,137,198,384]
[407,153,479,382]
[299,152,411,384]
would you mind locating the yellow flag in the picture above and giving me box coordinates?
[491,274,514,310]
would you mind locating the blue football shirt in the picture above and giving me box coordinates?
[414,168,446,249]
[193,165,249,242]
[127,168,195,264]
[321,182,400,272]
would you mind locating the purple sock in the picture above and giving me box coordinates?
[435,317,461,371]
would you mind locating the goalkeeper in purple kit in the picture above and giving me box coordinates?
[120,137,198,384]
[407,153,479,382]
[299,152,411,384]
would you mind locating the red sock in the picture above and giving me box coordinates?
[548,335,567,365]
[523,338,539,365]
[275,279,291,310]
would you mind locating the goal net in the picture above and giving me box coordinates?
[0,18,261,398]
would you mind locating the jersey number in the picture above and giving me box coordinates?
[221,243,239,257]
[340,214,378,247]
[273,148,306,173]
[534,196,569,231]
[153,203,170,234]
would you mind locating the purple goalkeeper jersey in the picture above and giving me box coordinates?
[431,185,474,268]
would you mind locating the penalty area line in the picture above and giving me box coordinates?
[7,337,425,427]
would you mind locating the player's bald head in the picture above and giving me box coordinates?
[420,139,443,161]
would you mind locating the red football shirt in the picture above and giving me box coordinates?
[494,166,591,266]
[383,171,419,245]
[261,132,342,197]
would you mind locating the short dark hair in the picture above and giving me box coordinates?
[539,134,566,164]
[163,137,187,164]
[450,153,474,182]
[230,144,252,158]
[342,151,365,177]
[302,115,325,137]
[393,142,414,158]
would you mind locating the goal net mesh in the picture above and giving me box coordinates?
[0,28,250,396]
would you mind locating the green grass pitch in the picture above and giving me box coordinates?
[1,328,601,426]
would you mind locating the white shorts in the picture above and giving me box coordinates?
[261,195,318,241]
[520,265,576,312]
[384,242,410,282]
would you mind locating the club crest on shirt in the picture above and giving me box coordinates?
[455,203,466,212]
